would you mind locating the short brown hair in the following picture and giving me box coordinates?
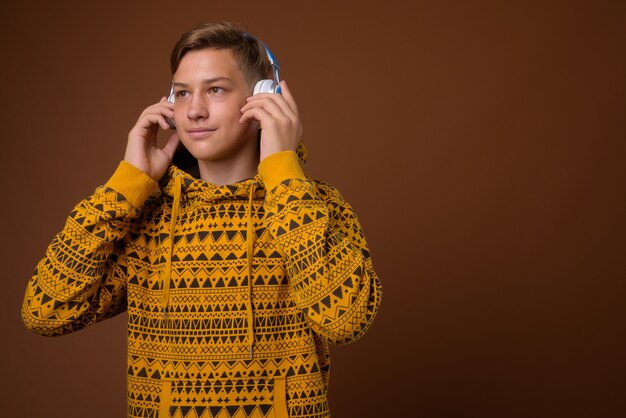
[170,22,272,86]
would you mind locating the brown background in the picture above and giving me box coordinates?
[1,0,625,417]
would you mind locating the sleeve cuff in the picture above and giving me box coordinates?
[258,150,306,192]
[104,161,159,209]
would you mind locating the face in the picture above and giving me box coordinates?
[171,48,258,162]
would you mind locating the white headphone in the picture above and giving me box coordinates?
[252,38,282,95]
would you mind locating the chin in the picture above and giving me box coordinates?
[182,140,236,162]
[185,147,228,162]
[188,133,258,160]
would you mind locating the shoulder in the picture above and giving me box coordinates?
[308,178,364,233]
[308,177,352,209]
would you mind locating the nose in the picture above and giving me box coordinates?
[187,93,209,121]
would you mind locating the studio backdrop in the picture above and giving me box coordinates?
[1,1,624,417]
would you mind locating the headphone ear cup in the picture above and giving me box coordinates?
[165,87,177,129]
[253,79,279,95]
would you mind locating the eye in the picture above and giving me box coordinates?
[209,87,225,94]
[174,90,188,98]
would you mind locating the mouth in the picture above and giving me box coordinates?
[186,128,217,139]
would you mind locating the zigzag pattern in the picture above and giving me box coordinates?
[264,178,383,345]
[22,143,382,417]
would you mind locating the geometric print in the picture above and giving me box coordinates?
[22,141,382,417]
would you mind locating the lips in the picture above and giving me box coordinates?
[186,127,217,139]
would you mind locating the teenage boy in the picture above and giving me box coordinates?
[22,22,382,418]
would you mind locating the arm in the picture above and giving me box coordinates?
[259,151,383,345]
[21,161,159,336]
[23,95,179,337]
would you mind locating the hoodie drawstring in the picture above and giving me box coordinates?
[160,172,259,359]
[162,172,183,320]
[246,181,258,358]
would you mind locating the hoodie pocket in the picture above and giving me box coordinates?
[159,375,288,418]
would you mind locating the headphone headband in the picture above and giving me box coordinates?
[244,32,280,86]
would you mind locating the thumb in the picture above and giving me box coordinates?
[162,132,181,160]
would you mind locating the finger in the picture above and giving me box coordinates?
[141,106,175,123]
[142,114,171,131]
[159,115,172,131]
[138,110,174,131]
[239,106,272,126]
[159,96,167,102]
[277,80,298,115]
[241,97,293,121]
[145,100,174,114]
[138,104,174,123]
[244,94,297,121]
[151,101,175,112]
[247,87,297,118]
[162,132,180,158]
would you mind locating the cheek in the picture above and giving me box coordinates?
[219,103,246,126]
[173,105,185,121]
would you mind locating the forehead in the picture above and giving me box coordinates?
[173,48,245,82]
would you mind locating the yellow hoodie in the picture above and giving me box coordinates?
[22,141,382,418]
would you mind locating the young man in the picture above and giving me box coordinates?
[22,22,382,418]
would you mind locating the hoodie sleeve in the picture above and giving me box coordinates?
[258,150,383,345]
[21,161,159,336]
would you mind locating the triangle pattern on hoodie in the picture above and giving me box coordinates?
[21,140,382,418]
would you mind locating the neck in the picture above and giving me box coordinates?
[197,137,260,186]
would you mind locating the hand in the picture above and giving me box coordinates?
[124,97,181,181]
[239,80,303,162]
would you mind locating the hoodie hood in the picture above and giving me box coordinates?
[159,141,308,200]
[156,140,308,358]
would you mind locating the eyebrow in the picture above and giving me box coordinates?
[172,77,234,88]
